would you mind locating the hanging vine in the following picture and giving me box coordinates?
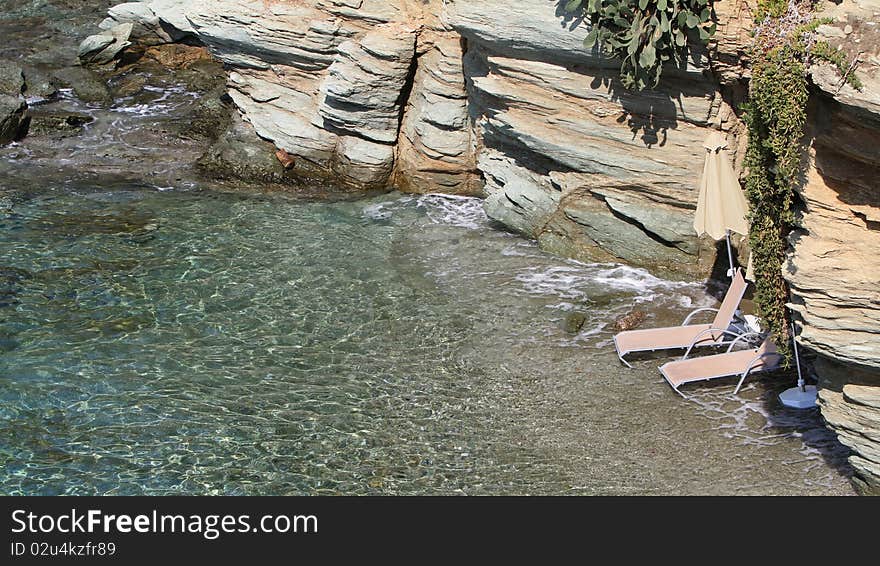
[744,0,861,362]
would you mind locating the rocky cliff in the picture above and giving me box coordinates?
[88,0,880,493]
[93,0,481,193]
[95,0,732,276]
[793,0,880,495]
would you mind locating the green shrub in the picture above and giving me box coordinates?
[743,47,808,362]
[744,1,861,361]
[755,0,789,20]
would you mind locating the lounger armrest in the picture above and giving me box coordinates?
[682,308,719,326]
[725,332,766,353]
[681,327,747,360]
[733,352,784,394]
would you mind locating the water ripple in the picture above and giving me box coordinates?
[0,190,855,495]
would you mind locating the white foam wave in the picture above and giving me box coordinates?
[112,85,198,117]
[416,194,488,229]
[501,241,539,257]
[515,261,702,304]
[592,264,695,292]
[361,193,488,229]
[26,95,53,106]
[515,265,595,300]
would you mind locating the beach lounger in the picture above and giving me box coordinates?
[613,268,749,368]
[659,334,782,396]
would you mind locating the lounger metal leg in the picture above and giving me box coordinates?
[613,334,634,368]
[733,368,752,395]
[659,366,689,398]
[733,353,780,395]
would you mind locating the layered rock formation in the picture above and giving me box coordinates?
[790,0,880,493]
[96,1,741,274]
[447,0,725,276]
[95,0,727,269]
[707,5,880,491]
[91,0,879,492]
[97,0,480,193]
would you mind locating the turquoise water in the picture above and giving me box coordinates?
[0,187,697,495]
[0,0,855,495]
[0,187,855,495]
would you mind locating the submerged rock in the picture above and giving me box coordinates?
[51,67,112,105]
[612,310,648,332]
[27,111,94,137]
[0,266,32,308]
[563,312,588,335]
[30,209,158,238]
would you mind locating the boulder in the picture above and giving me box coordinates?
[100,1,193,45]
[0,94,28,145]
[20,65,58,102]
[0,61,28,145]
[78,23,134,66]
[26,111,93,137]
[0,62,26,96]
[196,114,292,184]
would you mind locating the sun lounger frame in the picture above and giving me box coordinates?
[613,268,750,368]
[658,332,782,397]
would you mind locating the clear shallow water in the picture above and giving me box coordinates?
[0,0,855,494]
[0,189,854,495]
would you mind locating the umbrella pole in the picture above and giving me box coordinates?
[725,229,735,279]
[792,322,805,392]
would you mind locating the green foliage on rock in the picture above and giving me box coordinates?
[810,39,864,90]
[744,0,862,361]
[743,47,808,363]
[563,0,716,90]
[755,0,789,20]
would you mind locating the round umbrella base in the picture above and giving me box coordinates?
[779,385,818,409]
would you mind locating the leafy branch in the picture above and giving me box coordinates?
[564,0,716,90]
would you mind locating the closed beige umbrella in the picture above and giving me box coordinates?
[694,131,750,278]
